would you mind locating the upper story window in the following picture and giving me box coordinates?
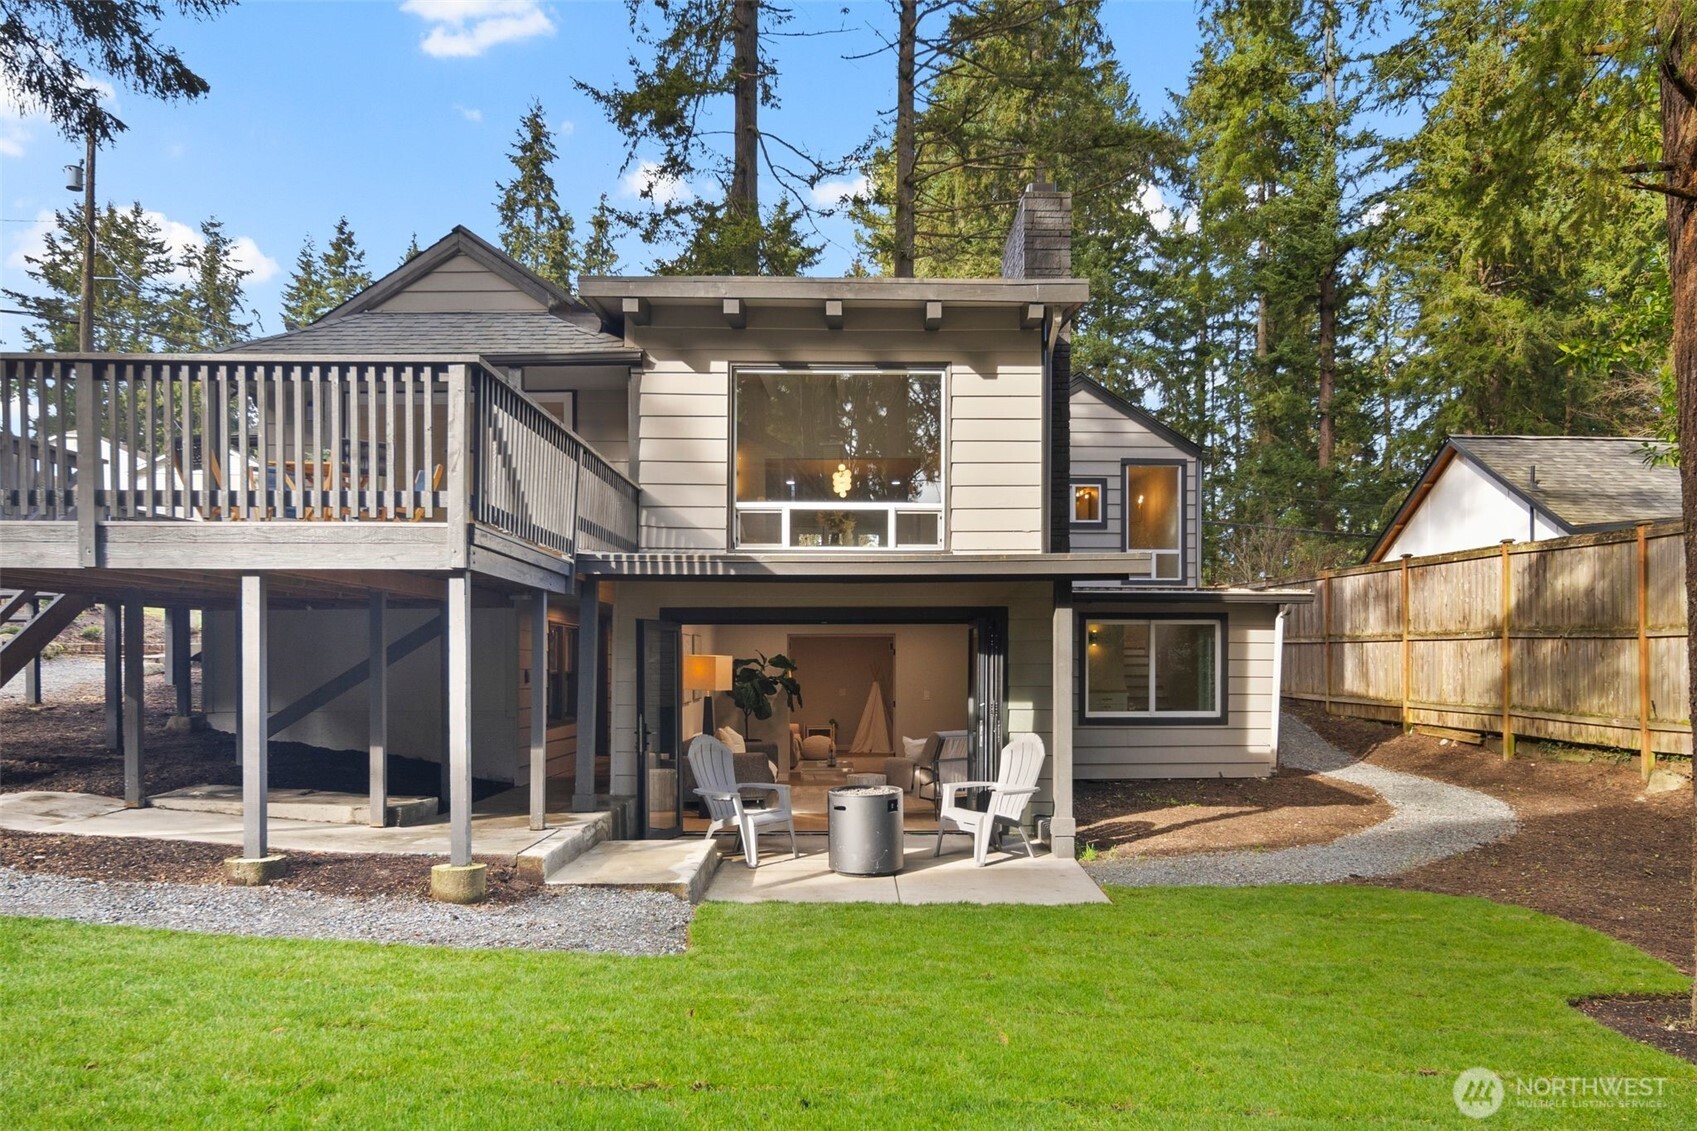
[1124,461,1183,581]
[733,367,943,550]
[1071,478,1107,526]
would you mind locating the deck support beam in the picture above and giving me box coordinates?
[529,593,548,831]
[103,602,122,750]
[122,600,145,807]
[167,606,192,720]
[1048,587,1076,857]
[21,597,41,705]
[368,592,388,828]
[574,577,601,813]
[446,571,473,866]
[239,574,270,858]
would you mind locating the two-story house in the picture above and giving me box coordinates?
[0,185,1304,889]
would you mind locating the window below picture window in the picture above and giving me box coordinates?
[547,623,578,726]
[1123,462,1183,580]
[1083,618,1222,721]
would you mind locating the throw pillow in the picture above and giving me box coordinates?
[716,726,747,753]
[901,735,927,760]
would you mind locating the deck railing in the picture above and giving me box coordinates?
[0,354,638,559]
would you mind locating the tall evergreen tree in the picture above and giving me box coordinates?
[495,101,578,289]
[580,195,621,276]
[320,217,372,309]
[176,217,255,349]
[279,237,329,331]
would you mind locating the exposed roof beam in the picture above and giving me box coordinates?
[824,299,844,330]
[924,301,943,331]
[723,298,747,329]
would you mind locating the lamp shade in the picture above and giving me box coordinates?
[683,653,734,693]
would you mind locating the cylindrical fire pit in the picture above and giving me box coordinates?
[827,785,905,876]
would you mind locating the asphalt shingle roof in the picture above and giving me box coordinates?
[1452,435,1681,530]
[223,311,633,360]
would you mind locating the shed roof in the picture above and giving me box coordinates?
[1367,434,1680,562]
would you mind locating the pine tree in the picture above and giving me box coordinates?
[320,217,372,309]
[401,233,422,264]
[495,101,578,289]
[580,195,620,277]
[280,237,328,330]
[177,217,255,349]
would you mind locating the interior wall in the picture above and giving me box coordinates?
[788,635,893,752]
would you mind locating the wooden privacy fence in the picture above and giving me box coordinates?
[1280,522,1690,777]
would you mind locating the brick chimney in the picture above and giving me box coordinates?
[1001,180,1073,279]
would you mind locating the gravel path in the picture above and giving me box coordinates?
[0,866,693,955]
[1085,713,1517,887]
[0,654,110,705]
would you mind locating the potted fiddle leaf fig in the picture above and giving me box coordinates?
[729,651,803,734]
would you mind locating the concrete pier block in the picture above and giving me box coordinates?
[430,862,488,904]
[224,855,288,885]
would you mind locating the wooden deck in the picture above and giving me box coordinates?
[0,353,639,600]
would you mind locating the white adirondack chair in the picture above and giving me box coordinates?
[935,733,1045,866]
[688,734,798,868]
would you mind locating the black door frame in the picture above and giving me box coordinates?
[635,618,683,838]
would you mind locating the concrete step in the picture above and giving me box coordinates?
[512,811,616,882]
[148,785,437,827]
[544,838,720,903]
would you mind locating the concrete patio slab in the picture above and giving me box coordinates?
[149,784,438,827]
[0,789,606,860]
[546,839,720,902]
[705,834,1107,905]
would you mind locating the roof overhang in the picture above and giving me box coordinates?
[1072,585,1313,605]
[577,275,1089,332]
[579,551,1159,582]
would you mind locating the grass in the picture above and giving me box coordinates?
[1,886,1692,1128]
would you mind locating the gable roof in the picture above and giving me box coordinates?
[224,227,636,363]
[1068,376,1203,458]
[1366,434,1680,562]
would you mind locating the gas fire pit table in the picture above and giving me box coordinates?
[827,784,905,876]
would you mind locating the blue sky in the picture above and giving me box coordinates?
[0,0,1204,347]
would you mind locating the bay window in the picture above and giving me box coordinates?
[1083,617,1223,721]
[733,367,943,549]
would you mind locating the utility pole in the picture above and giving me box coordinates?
[894,0,917,278]
[77,115,97,352]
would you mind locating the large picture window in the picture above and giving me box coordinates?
[734,367,943,549]
[1124,461,1183,580]
[1083,618,1222,721]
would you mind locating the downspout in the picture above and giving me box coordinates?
[1270,605,1288,770]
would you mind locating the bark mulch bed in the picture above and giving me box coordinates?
[1,672,505,805]
[1075,769,1393,858]
[1573,995,1697,1066]
[0,828,540,904]
[1289,702,1693,975]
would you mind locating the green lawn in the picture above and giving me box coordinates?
[0,886,1691,1128]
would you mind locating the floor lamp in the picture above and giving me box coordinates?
[685,654,734,737]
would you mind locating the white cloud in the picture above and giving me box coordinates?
[810,173,869,207]
[453,104,483,123]
[400,0,555,59]
[622,160,693,206]
[2,207,277,285]
[1136,182,1196,235]
[555,118,574,137]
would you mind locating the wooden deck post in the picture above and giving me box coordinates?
[122,600,145,807]
[240,573,269,858]
[1321,570,1334,716]
[1049,586,1077,857]
[573,578,602,813]
[1500,539,1515,761]
[446,571,473,866]
[103,601,122,750]
[22,597,41,705]
[1637,522,1655,781]
[529,593,548,830]
[74,360,97,566]
[168,607,191,719]
[368,592,388,828]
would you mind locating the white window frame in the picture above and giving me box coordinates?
[1122,460,1185,582]
[1081,616,1224,722]
[731,365,946,551]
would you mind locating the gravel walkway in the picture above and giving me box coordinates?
[0,866,693,955]
[1085,713,1517,887]
[0,654,111,704]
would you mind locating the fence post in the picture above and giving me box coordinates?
[1321,570,1333,716]
[1637,522,1655,781]
[1500,538,1514,761]
[1400,554,1412,733]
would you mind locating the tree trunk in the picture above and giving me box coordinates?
[1657,9,1697,1026]
[894,0,917,278]
[731,0,761,274]
[1317,261,1337,530]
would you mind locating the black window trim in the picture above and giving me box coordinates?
[1076,611,1228,727]
[1069,476,1109,528]
[1120,457,1187,585]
